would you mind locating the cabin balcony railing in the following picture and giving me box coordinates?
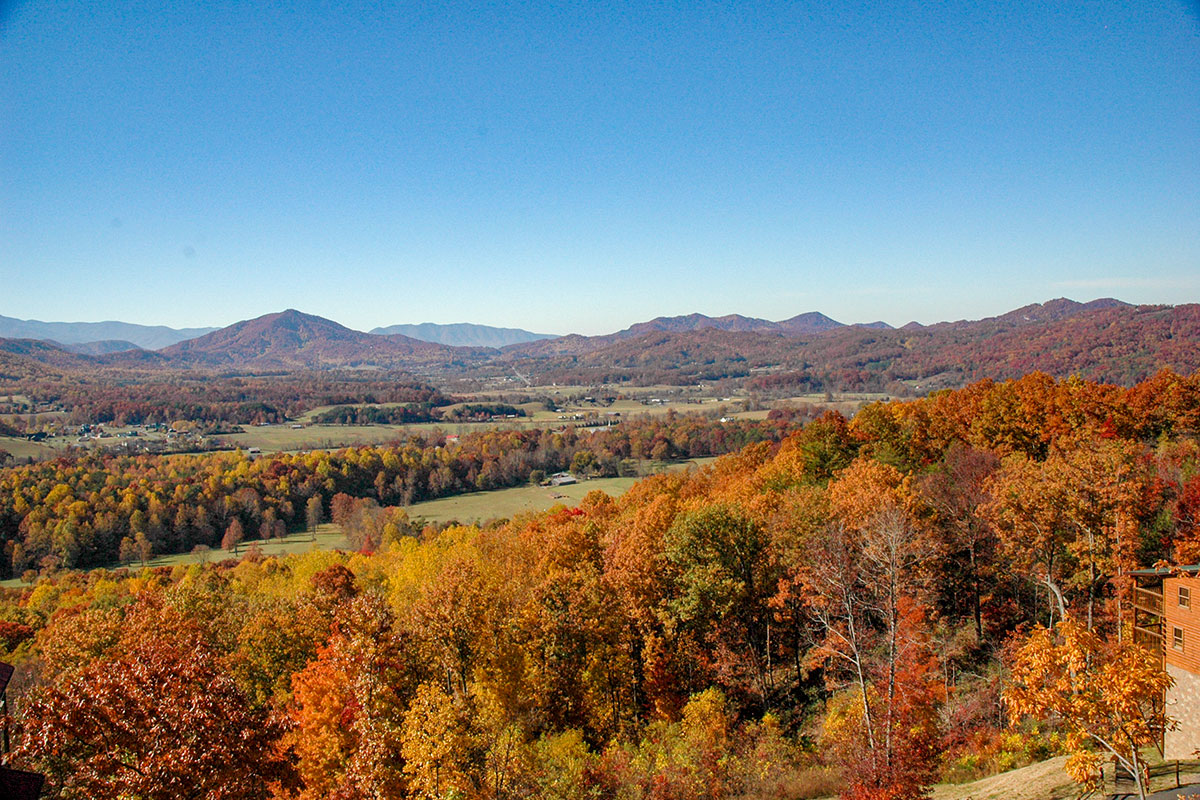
[1133,624,1164,662]
[1134,587,1164,616]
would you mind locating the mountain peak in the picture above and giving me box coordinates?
[156,309,469,368]
[996,297,1131,325]
[776,312,845,333]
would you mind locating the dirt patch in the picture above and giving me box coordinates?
[929,756,1077,800]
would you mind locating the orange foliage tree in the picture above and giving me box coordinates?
[286,594,411,800]
[1004,616,1174,800]
[820,599,944,800]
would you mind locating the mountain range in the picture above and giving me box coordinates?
[0,303,982,355]
[0,298,1195,391]
[0,314,216,350]
[492,298,1195,389]
[0,313,554,351]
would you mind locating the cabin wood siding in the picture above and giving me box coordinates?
[1164,576,1200,675]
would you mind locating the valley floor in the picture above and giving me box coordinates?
[0,460,713,586]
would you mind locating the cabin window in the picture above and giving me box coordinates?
[1181,586,1192,610]
[1173,627,1185,651]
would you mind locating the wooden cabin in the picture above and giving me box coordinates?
[1133,566,1200,759]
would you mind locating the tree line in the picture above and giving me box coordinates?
[0,414,799,576]
[0,371,451,428]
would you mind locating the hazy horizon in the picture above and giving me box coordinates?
[0,293,1157,340]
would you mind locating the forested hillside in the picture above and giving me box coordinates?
[3,301,1197,395]
[2,369,1198,798]
[503,302,1200,389]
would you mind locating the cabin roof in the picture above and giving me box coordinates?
[1130,565,1200,577]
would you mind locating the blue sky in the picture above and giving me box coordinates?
[2,0,1198,335]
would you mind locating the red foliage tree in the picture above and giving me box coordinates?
[822,600,944,800]
[16,601,292,800]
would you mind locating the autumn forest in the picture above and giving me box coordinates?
[1,360,1198,799]
[7,0,1199,793]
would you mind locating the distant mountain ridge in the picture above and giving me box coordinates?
[503,309,868,359]
[908,297,1132,330]
[370,322,555,348]
[608,298,1129,338]
[498,298,1196,389]
[995,297,1130,324]
[616,310,861,338]
[0,314,216,350]
[0,299,1190,391]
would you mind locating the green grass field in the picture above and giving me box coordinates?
[220,408,677,453]
[219,424,412,451]
[0,435,61,460]
[0,524,352,588]
[405,458,716,525]
[142,524,352,568]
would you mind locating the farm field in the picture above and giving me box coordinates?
[218,424,412,451]
[245,390,883,453]
[404,457,717,525]
[217,419,598,451]
[0,524,352,588]
[221,408,694,453]
[0,435,61,460]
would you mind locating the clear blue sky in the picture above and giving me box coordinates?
[2,1,1198,335]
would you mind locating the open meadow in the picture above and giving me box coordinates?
[146,524,351,567]
[0,435,62,460]
[0,524,352,588]
[404,457,716,524]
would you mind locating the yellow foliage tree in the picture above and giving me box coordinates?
[1004,616,1174,800]
[401,681,474,799]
